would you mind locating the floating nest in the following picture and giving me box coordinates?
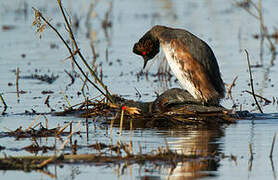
[55,88,242,128]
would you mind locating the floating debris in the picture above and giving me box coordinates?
[0,144,223,171]
[20,74,59,84]
[7,126,69,139]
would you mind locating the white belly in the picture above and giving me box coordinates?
[162,44,200,99]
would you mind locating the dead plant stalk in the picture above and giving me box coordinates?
[32,1,114,103]
[16,67,19,98]
[118,108,125,145]
[249,143,253,160]
[26,114,42,131]
[56,0,114,102]
[227,76,238,99]
[0,94,8,110]
[236,0,276,63]
[270,133,276,158]
[244,50,263,113]
[56,120,73,136]
[38,120,81,168]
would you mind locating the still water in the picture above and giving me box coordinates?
[0,0,278,179]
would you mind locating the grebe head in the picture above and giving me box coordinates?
[133,31,160,69]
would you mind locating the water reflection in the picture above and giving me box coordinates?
[163,126,224,179]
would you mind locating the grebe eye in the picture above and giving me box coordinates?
[142,51,146,56]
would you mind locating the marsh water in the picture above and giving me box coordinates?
[1,0,278,179]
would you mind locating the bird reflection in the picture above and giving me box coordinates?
[165,126,224,179]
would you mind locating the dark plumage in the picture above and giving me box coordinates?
[133,32,160,68]
[133,25,225,105]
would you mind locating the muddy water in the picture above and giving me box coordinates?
[0,0,278,179]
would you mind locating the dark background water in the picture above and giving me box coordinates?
[0,0,278,179]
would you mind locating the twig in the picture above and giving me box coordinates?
[86,97,89,141]
[270,133,276,158]
[257,0,276,54]
[43,115,48,129]
[270,158,277,179]
[118,106,125,145]
[61,90,71,108]
[16,67,19,98]
[90,42,98,66]
[227,76,238,99]
[38,169,56,179]
[249,143,253,160]
[44,95,50,107]
[235,0,259,19]
[134,87,142,99]
[38,120,81,168]
[56,0,114,103]
[64,70,75,86]
[56,120,73,136]
[26,114,42,131]
[32,6,114,103]
[80,72,89,97]
[236,0,276,63]
[129,118,133,153]
[244,50,263,113]
[0,94,8,113]
[243,90,272,103]
[248,143,254,171]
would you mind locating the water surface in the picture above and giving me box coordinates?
[0,0,278,179]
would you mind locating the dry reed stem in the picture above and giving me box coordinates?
[57,120,81,152]
[3,147,210,170]
[90,43,98,65]
[257,0,276,54]
[234,0,259,19]
[110,113,116,139]
[32,5,113,103]
[0,94,8,112]
[43,115,48,129]
[249,143,253,160]
[56,120,73,136]
[118,108,125,145]
[236,0,276,62]
[38,120,81,168]
[227,76,238,99]
[244,49,263,113]
[37,156,56,169]
[243,90,272,103]
[33,122,41,129]
[270,158,277,179]
[80,72,89,97]
[86,97,89,141]
[134,87,142,99]
[61,90,71,108]
[44,95,50,106]
[249,143,253,171]
[129,119,133,153]
[56,0,114,103]
[26,114,42,131]
[270,133,276,158]
[123,143,131,156]
[16,67,19,98]
[38,169,56,178]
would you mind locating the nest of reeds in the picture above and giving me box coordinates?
[55,88,238,128]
